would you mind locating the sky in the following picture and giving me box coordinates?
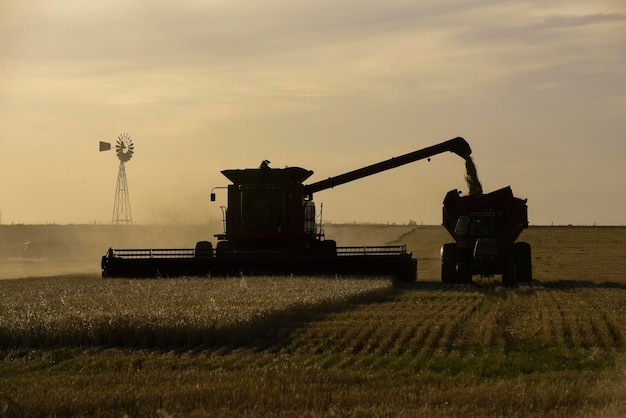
[1,0,625,226]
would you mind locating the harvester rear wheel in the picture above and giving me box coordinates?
[514,242,532,283]
[441,243,458,283]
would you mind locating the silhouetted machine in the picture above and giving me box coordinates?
[441,186,531,285]
[101,137,472,281]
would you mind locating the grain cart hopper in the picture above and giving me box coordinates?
[102,136,472,281]
[441,187,531,285]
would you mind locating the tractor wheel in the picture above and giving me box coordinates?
[514,242,533,283]
[441,244,457,283]
[456,261,473,284]
[502,260,517,287]
[396,258,418,283]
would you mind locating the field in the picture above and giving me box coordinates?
[1,224,625,417]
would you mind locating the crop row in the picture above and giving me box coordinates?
[282,283,624,376]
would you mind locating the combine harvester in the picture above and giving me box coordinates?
[102,137,472,281]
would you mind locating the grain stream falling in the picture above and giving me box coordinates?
[464,156,483,195]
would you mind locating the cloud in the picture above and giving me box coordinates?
[533,12,626,29]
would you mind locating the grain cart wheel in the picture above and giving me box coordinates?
[441,243,458,283]
[514,242,532,283]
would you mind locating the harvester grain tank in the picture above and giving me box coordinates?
[441,186,532,285]
[102,137,472,281]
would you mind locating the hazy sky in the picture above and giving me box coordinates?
[1,0,625,226]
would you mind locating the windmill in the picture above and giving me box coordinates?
[99,133,134,224]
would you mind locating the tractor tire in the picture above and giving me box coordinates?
[514,242,533,283]
[456,261,473,284]
[502,260,517,287]
[441,243,458,283]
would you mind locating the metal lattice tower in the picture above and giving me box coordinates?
[112,160,133,224]
[100,133,134,225]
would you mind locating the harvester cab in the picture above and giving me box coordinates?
[212,163,331,255]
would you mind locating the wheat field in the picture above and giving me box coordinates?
[0,225,625,417]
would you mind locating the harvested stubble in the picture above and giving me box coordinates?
[1,225,626,417]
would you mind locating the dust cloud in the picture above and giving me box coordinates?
[0,224,221,279]
[464,157,483,195]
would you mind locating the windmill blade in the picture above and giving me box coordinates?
[99,141,111,152]
[112,132,135,162]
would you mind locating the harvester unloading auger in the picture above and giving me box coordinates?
[102,136,472,281]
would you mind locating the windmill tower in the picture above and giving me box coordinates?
[100,133,135,224]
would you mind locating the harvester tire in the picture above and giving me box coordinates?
[195,241,214,258]
[215,241,234,256]
[321,239,338,256]
[514,242,532,282]
[441,243,458,283]
[101,256,108,278]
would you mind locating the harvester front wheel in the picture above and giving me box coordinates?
[321,239,338,256]
[195,241,214,258]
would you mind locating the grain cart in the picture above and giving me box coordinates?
[102,137,472,281]
[441,187,532,285]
